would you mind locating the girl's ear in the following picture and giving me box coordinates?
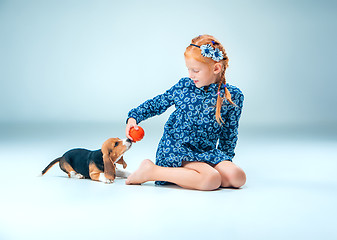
[213,63,222,74]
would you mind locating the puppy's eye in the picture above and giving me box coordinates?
[114,142,119,147]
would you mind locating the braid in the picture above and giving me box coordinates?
[213,41,236,124]
[216,83,224,124]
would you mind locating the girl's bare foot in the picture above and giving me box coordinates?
[125,159,155,185]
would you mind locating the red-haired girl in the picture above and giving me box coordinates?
[125,34,246,191]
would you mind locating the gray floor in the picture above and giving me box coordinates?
[0,122,336,240]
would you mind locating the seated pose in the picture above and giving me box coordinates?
[125,34,246,191]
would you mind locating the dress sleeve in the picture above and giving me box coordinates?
[218,88,244,161]
[127,78,185,124]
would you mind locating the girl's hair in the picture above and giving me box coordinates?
[184,34,235,125]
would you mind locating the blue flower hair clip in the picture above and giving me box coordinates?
[212,48,224,62]
[189,43,225,62]
[200,44,214,58]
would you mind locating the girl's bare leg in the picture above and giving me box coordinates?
[126,159,222,191]
[214,161,246,188]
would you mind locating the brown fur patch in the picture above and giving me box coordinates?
[89,162,103,181]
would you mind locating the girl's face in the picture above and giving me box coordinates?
[185,57,220,88]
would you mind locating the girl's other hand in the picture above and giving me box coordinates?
[126,118,138,141]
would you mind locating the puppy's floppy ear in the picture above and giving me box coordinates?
[101,138,116,180]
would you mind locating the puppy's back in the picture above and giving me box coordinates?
[63,148,93,178]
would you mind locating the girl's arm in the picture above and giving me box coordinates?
[218,89,244,160]
[127,78,186,125]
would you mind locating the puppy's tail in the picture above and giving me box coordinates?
[40,157,62,176]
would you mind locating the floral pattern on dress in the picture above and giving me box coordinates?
[127,77,244,185]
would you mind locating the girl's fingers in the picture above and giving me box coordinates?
[126,126,136,140]
[126,118,138,140]
[126,125,132,140]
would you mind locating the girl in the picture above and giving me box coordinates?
[125,34,246,191]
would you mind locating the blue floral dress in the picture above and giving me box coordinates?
[127,77,244,185]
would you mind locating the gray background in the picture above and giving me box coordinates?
[1,0,336,130]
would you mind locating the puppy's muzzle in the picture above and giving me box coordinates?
[123,138,132,150]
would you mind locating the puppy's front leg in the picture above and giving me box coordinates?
[116,156,127,169]
[89,162,113,184]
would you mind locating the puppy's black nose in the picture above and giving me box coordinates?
[126,138,132,144]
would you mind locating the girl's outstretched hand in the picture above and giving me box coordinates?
[126,118,138,141]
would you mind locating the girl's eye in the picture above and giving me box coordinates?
[188,68,199,73]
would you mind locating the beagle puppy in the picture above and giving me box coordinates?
[41,138,132,183]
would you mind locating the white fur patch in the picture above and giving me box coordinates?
[99,173,113,184]
[122,138,132,149]
[75,173,84,179]
[69,171,84,179]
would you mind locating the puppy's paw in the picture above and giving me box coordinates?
[69,171,85,179]
[69,171,77,178]
[106,179,114,184]
[99,173,114,184]
[75,173,85,179]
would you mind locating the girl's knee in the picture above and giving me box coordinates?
[198,170,222,191]
[227,168,246,188]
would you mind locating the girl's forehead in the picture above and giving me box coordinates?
[185,57,206,68]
